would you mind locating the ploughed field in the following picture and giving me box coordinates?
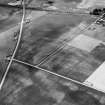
[14,11,100,82]
[1,0,105,105]
[1,61,105,105]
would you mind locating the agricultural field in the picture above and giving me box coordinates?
[1,61,105,105]
[1,0,105,105]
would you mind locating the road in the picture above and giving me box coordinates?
[0,10,47,59]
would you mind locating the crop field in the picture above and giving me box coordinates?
[1,0,105,105]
